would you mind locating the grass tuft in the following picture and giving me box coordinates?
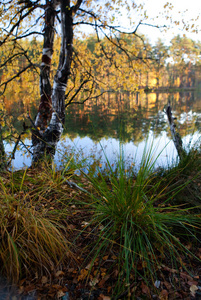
[0,166,75,283]
[82,144,201,295]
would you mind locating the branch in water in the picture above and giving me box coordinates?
[166,101,186,160]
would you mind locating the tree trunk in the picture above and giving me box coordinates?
[32,0,73,163]
[166,101,186,160]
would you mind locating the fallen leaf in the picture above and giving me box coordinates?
[98,275,110,288]
[55,270,65,277]
[141,281,150,296]
[57,290,65,298]
[111,255,117,260]
[85,261,94,270]
[159,289,168,300]
[100,268,107,272]
[78,269,88,281]
[41,276,48,284]
[190,285,198,297]
[99,294,111,300]
[89,278,99,286]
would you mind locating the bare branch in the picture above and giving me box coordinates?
[140,22,167,30]
[166,100,186,159]
[20,140,33,155]
[71,0,83,14]
[65,79,90,107]
[10,31,43,41]
[0,63,33,96]
[0,52,25,68]
[7,129,27,166]
[70,89,111,106]
[0,3,38,46]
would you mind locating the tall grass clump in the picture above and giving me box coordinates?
[0,167,74,283]
[83,143,201,295]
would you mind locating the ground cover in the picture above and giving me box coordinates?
[0,150,201,300]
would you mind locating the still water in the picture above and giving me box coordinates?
[5,91,201,172]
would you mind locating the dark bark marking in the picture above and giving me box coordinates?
[42,54,52,65]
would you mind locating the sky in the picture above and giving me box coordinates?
[133,0,201,45]
[82,0,201,46]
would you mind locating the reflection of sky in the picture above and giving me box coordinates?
[178,110,198,125]
[61,129,198,171]
[5,130,201,172]
[4,139,32,170]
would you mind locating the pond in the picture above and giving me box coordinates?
[5,90,201,172]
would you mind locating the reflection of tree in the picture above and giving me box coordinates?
[64,91,201,144]
[2,88,201,145]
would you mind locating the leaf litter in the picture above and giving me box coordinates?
[1,168,201,299]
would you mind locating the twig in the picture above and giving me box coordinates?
[0,64,33,95]
[65,79,90,107]
[7,131,27,167]
[20,140,33,155]
[65,180,89,194]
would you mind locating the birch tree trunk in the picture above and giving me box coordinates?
[32,0,74,163]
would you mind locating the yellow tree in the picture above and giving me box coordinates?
[0,0,178,164]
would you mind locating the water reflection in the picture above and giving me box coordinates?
[6,130,201,173]
[5,91,201,171]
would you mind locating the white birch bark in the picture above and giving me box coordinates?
[32,0,75,163]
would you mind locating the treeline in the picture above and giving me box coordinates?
[85,34,201,90]
[0,33,201,114]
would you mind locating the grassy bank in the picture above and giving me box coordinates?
[0,148,201,299]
